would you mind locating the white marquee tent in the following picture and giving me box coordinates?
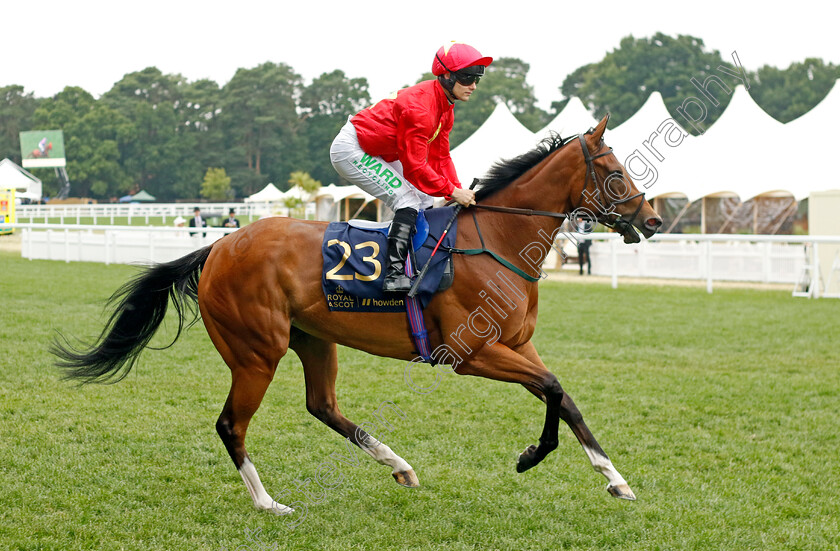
[450,102,540,183]
[536,97,598,140]
[244,183,284,203]
[451,80,840,205]
[784,78,840,198]
[786,77,840,135]
[604,92,701,201]
[281,185,314,203]
[0,158,42,201]
[679,85,795,201]
[313,183,378,221]
[314,183,376,203]
[247,182,376,204]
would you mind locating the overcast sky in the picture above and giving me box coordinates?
[3,0,838,110]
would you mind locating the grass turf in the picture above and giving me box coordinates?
[0,250,838,550]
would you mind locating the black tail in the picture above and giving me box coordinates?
[51,246,213,384]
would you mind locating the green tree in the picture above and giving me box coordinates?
[200,167,231,201]
[749,58,840,122]
[556,33,744,133]
[416,57,549,147]
[0,85,40,165]
[219,62,307,196]
[479,58,549,132]
[288,170,320,193]
[65,103,133,197]
[180,78,225,196]
[102,67,200,200]
[31,86,133,198]
[285,171,320,210]
[300,70,370,185]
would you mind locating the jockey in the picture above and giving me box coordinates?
[330,42,492,292]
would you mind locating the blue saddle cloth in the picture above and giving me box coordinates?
[321,207,458,312]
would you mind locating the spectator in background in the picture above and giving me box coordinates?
[222,208,240,229]
[573,213,594,276]
[577,238,592,275]
[173,216,187,238]
[189,207,207,237]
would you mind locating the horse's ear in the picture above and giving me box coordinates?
[590,113,610,142]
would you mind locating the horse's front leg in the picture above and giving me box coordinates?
[454,341,564,473]
[515,341,636,500]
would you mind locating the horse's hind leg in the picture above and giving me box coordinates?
[289,330,419,487]
[216,368,293,514]
[206,316,293,514]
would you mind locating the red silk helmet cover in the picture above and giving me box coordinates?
[432,42,493,75]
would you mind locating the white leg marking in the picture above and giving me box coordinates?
[582,445,628,487]
[239,458,294,514]
[358,436,413,473]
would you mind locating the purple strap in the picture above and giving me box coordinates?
[404,254,434,363]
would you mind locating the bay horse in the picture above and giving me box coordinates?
[53,115,662,514]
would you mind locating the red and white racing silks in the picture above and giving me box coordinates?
[351,80,462,198]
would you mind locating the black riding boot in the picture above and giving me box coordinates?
[382,208,418,293]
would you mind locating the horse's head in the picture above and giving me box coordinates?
[573,114,662,243]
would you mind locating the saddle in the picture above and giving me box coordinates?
[321,207,457,312]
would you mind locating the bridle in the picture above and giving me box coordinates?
[439,132,649,284]
[471,132,647,240]
[576,134,646,239]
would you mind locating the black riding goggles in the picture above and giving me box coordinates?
[454,73,481,86]
[453,66,485,86]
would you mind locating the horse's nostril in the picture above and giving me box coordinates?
[646,218,662,229]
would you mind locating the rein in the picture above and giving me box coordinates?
[441,132,648,282]
[472,204,567,220]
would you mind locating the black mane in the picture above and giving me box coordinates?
[474,132,577,201]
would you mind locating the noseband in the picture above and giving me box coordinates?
[576,134,645,238]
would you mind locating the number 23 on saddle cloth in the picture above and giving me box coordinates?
[321,207,457,312]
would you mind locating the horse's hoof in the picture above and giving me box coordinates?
[516,444,539,473]
[269,502,295,515]
[392,469,419,488]
[607,483,636,501]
